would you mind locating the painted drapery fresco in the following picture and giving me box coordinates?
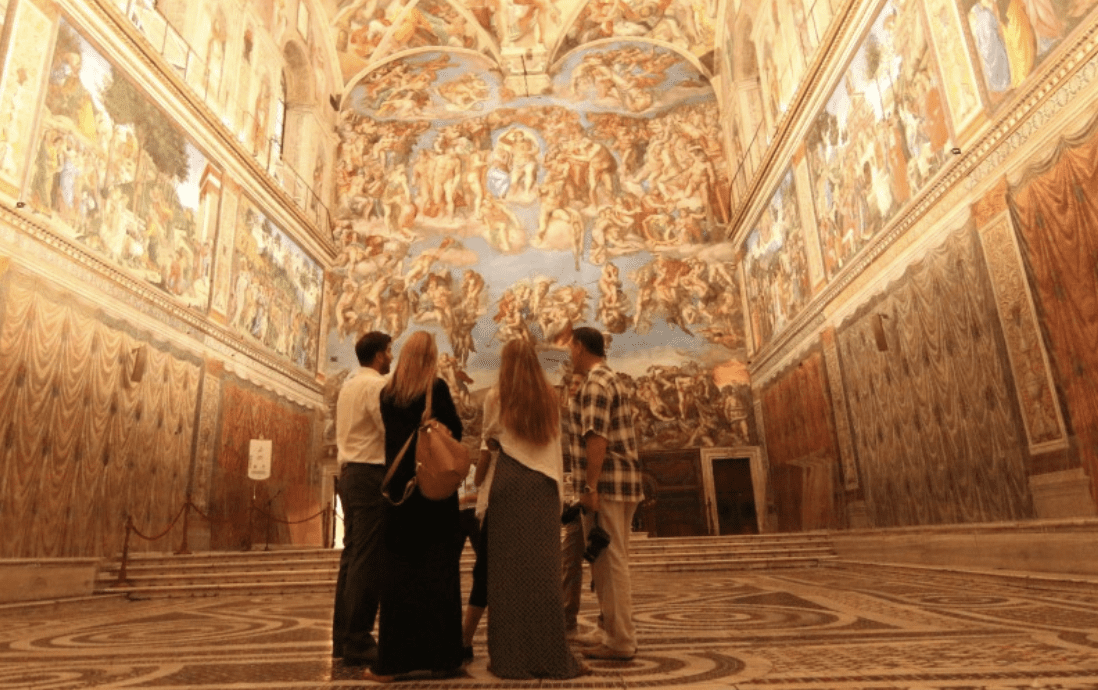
[227,198,323,372]
[329,42,751,451]
[0,268,201,558]
[30,19,221,311]
[806,0,953,279]
[835,225,1033,527]
[1007,117,1098,512]
[742,168,811,350]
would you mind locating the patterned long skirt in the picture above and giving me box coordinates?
[486,452,585,679]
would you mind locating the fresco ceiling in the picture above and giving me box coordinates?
[329,0,719,88]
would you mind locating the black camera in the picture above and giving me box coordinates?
[561,502,582,524]
[583,518,611,563]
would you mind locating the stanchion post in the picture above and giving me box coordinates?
[113,516,134,588]
[176,497,192,555]
[245,489,255,552]
[322,501,331,549]
[264,495,273,552]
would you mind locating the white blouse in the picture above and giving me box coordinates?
[476,387,564,520]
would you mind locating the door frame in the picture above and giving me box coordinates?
[700,446,766,535]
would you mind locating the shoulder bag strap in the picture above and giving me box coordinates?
[380,382,434,506]
[421,378,434,425]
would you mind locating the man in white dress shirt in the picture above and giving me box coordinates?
[332,331,392,666]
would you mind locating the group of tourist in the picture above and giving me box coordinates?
[331,326,643,682]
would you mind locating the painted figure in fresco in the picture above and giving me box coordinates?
[449,269,486,366]
[439,352,476,417]
[969,0,1013,93]
[0,67,28,176]
[999,0,1037,87]
[479,194,523,251]
[464,148,489,216]
[591,192,644,261]
[504,0,561,44]
[381,278,413,338]
[438,73,490,112]
[499,128,541,201]
[493,288,532,344]
[535,173,569,242]
[431,137,464,220]
[381,166,414,235]
[401,237,449,285]
[416,270,456,329]
[597,262,630,334]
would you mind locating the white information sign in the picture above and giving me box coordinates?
[248,439,272,480]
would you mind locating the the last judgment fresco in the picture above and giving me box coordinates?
[327,43,754,450]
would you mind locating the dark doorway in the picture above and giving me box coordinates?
[712,457,758,535]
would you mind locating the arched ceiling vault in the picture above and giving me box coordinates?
[327,0,720,98]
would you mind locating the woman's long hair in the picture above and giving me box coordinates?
[382,331,438,407]
[498,339,559,445]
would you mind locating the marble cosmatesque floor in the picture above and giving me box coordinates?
[2,564,1098,690]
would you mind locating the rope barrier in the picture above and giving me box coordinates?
[111,495,338,586]
[128,502,189,542]
[250,503,330,525]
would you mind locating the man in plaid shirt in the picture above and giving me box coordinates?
[565,326,643,661]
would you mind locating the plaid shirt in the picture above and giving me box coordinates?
[564,362,644,502]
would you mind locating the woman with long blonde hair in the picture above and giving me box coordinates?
[478,338,587,680]
[367,331,465,682]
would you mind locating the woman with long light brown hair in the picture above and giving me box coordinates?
[478,338,587,679]
[366,331,465,682]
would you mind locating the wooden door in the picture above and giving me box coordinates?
[638,449,707,537]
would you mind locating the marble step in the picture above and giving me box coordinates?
[94,534,835,597]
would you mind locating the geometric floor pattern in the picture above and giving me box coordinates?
[3,564,1098,689]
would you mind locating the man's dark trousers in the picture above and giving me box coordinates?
[332,462,387,662]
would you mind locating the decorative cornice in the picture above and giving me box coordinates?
[0,203,323,407]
